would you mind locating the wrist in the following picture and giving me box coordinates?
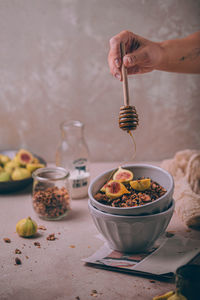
[155,41,169,71]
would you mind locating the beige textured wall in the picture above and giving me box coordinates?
[0,0,200,163]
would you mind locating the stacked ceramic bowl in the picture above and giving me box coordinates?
[88,164,174,253]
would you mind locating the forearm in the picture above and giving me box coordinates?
[156,31,200,73]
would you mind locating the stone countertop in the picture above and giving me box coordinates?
[0,162,199,300]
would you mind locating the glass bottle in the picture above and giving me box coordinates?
[32,167,71,220]
[56,120,90,199]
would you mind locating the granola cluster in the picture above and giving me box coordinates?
[94,178,166,208]
[32,186,70,219]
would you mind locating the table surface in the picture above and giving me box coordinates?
[1,162,200,300]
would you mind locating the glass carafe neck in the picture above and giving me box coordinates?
[60,120,84,140]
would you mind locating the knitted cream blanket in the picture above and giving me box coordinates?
[160,149,200,229]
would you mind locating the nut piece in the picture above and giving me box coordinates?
[46,233,56,241]
[91,290,98,297]
[34,242,41,247]
[3,238,11,243]
[38,225,47,230]
[15,257,22,265]
[138,193,151,202]
[15,249,22,254]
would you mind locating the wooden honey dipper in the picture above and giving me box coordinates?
[119,42,139,132]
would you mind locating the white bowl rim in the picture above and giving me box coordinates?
[88,198,175,220]
[88,163,174,212]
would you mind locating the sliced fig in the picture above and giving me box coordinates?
[100,179,113,193]
[113,166,134,182]
[105,180,130,199]
[16,149,34,165]
[130,178,151,191]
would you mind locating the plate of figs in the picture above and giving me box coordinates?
[0,149,46,193]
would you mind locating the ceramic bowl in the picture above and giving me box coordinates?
[88,198,175,253]
[88,164,174,216]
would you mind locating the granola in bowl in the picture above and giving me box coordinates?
[94,177,167,208]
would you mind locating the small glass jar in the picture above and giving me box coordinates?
[32,167,71,220]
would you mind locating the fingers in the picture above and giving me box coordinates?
[108,30,153,79]
[123,48,149,68]
[109,31,130,66]
[108,30,133,80]
[108,52,122,80]
[125,49,155,75]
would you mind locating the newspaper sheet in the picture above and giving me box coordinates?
[83,234,200,280]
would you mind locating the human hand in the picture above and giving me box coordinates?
[108,30,163,80]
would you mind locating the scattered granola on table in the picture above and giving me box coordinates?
[90,290,98,297]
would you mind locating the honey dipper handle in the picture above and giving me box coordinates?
[120,42,129,106]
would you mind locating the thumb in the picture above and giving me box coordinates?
[123,48,148,67]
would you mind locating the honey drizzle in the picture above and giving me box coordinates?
[106,130,137,182]
[128,130,137,161]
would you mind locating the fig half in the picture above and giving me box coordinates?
[113,166,134,182]
[100,179,113,193]
[105,180,130,199]
[130,178,151,191]
[15,149,34,165]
